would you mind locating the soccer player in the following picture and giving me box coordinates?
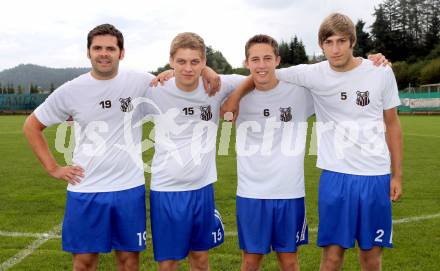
[23,24,153,270]
[233,34,314,271]
[144,32,244,271]
[276,13,403,271]
[224,13,402,271]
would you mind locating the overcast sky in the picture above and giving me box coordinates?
[1,0,384,72]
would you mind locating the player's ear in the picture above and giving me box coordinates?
[275,55,281,67]
[87,49,91,60]
[119,49,125,60]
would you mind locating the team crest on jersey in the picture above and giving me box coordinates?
[279,107,292,122]
[119,97,133,112]
[200,105,213,121]
[356,91,370,107]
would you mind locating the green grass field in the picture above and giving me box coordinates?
[0,115,439,270]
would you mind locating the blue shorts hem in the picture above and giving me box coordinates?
[191,239,224,251]
[242,248,271,255]
[155,255,188,262]
[63,247,111,254]
[113,246,146,252]
[359,243,393,250]
[317,242,352,249]
[273,241,308,253]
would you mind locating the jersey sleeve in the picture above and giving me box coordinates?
[382,67,401,110]
[276,64,314,89]
[217,74,246,102]
[138,72,156,116]
[303,87,315,118]
[33,84,71,127]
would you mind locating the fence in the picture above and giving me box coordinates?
[398,92,440,113]
[0,94,49,111]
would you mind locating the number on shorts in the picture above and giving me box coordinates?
[375,229,384,242]
[296,231,300,243]
[137,231,147,246]
[212,228,222,244]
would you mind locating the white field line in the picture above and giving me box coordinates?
[0,213,439,240]
[0,213,439,270]
[224,212,440,236]
[0,223,62,271]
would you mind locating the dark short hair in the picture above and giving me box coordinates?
[87,24,124,50]
[245,34,279,59]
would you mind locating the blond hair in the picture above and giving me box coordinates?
[170,32,206,59]
[318,13,356,47]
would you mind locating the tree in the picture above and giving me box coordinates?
[288,36,308,65]
[17,85,23,94]
[206,46,233,74]
[278,41,290,67]
[420,58,440,84]
[151,64,171,76]
[231,67,250,76]
[30,83,39,94]
[354,20,372,57]
[371,2,409,61]
[7,83,15,94]
[423,0,440,54]
[371,0,440,61]
[371,4,391,57]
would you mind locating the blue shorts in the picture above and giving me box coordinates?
[62,185,147,253]
[236,196,308,254]
[318,170,393,250]
[150,184,224,262]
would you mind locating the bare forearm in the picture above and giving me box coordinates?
[23,116,58,173]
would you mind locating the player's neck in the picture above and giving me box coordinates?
[255,78,279,91]
[175,80,199,92]
[90,69,119,80]
[329,56,361,72]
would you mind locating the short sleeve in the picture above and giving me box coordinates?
[33,85,71,127]
[217,74,246,101]
[276,64,313,89]
[136,72,156,116]
[382,67,401,110]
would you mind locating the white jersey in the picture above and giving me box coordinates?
[236,81,314,199]
[34,70,154,192]
[144,75,244,192]
[276,59,401,175]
